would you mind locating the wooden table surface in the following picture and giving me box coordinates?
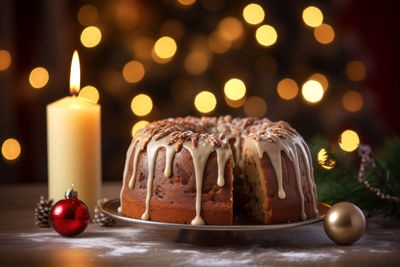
[1,183,399,266]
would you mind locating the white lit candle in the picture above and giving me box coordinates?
[47,51,101,217]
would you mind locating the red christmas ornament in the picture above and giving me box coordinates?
[49,185,90,237]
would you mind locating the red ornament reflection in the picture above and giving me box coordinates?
[50,194,90,237]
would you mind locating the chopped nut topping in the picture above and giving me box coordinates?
[133,116,300,150]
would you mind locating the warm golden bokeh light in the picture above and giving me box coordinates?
[244,96,267,117]
[29,67,49,89]
[342,90,363,112]
[1,138,21,161]
[277,78,299,100]
[79,85,99,103]
[194,91,217,113]
[151,49,172,64]
[255,25,277,47]
[122,60,145,83]
[314,23,335,44]
[346,60,367,81]
[243,3,265,25]
[224,78,246,101]
[302,80,324,104]
[0,50,11,71]
[309,73,328,92]
[177,0,196,6]
[339,130,360,152]
[132,120,149,137]
[218,17,244,42]
[153,36,177,59]
[77,5,98,26]
[208,31,231,53]
[131,94,153,116]
[80,26,102,48]
[184,51,209,75]
[302,6,323,27]
[317,148,335,170]
[225,95,246,108]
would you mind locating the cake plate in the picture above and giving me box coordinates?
[101,198,330,231]
[102,199,330,245]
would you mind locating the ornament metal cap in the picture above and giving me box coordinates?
[65,183,78,199]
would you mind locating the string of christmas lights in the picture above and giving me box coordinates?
[358,144,400,203]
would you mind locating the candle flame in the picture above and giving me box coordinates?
[70,50,80,96]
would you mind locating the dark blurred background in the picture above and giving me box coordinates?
[1,0,399,183]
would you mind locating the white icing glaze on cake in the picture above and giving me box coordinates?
[120,116,318,225]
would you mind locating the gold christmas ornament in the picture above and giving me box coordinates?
[324,202,366,245]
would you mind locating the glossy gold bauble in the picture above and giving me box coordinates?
[324,202,366,245]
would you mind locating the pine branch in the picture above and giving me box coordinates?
[309,136,400,217]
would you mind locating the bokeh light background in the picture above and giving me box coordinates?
[1,0,399,183]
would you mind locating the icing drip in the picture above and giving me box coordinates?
[255,141,286,200]
[290,142,306,220]
[127,136,177,220]
[141,140,163,220]
[125,133,231,224]
[164,145,176,177]
[301,140,319,216]
[119,139,136,211]
[128,138,177,189]
[242,138,286,200]
[183,141,215,225]
[128,139,143,189]
[234,135,241,167]
[122,140,136,180]
[216,147,233,187]
[243,134,314,220]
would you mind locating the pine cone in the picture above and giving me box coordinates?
[93,198,116,227]
[34,196,53,228]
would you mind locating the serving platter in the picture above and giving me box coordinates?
[101,198,330,231]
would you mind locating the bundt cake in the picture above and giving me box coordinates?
[119,116,318,225]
